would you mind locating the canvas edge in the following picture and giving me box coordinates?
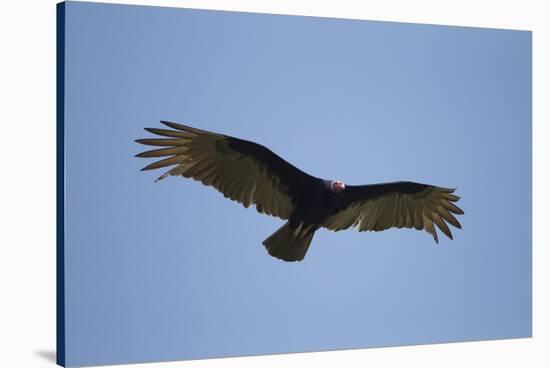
[56,2,66,367]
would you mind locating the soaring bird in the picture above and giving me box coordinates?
[136,121,464,262]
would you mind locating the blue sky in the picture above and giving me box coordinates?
[63,2,531,366]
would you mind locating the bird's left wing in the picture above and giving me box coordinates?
[322,182,464,242]
[136,121,318,220]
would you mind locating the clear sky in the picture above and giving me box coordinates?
[63,2,531,366]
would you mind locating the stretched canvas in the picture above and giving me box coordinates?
[57,1,532,366]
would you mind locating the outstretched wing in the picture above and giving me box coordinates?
[135,121,318,220]
[322,181,464,243]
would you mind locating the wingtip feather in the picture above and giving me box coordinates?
[160,120,209,134]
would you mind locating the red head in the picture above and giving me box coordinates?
[330,180,346,193]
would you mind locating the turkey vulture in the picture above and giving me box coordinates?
[136,121,464,262]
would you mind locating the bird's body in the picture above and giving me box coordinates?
[136,121,464,262]
[289,180,331,225]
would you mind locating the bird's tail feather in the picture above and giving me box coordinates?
[262,222,315,262]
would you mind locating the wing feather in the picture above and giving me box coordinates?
[322,182,463,243]
[136,121,318,220]
[413,203,424,230]
[423,214,439,243]
[442,200,464,215]
[438,206,462,229]
[432,211,452,239]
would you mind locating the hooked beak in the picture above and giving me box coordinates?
[331,180,345,193]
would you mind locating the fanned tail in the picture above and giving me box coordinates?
[262,222,315,262]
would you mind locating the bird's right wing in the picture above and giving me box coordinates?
[322,182,464,242]
[136,121,318,220]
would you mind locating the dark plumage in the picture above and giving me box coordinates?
[136,121,464,262]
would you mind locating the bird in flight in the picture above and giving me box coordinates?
[136,121,464,262]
